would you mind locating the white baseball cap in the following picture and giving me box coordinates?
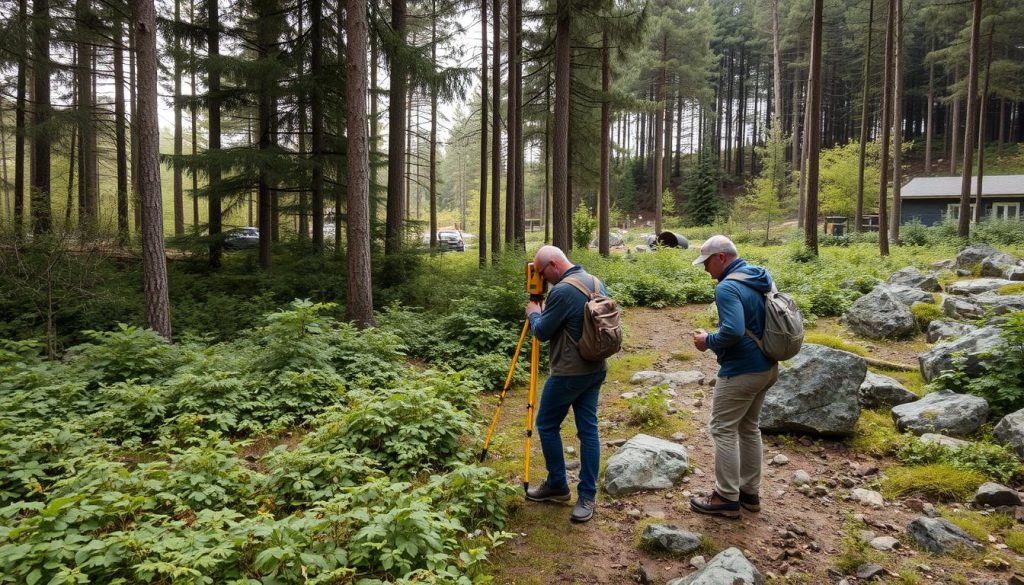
[691,235,737,266]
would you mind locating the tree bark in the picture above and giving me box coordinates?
[310,0,325,250]
[492,0,502,257]
[189,0,198,229]
[599,29,610,257]
[924,36,934,174]
[207,0,222,266]
[136,0,172,339]
[114,16,129,243]
[950,68,960,176]
[973,20,994,224]
[429,0,438,251]
[805,0,823,255]
[346,0,375,327]
[552,0,570,250]
[878,0,895,256]
[385,0,406,254]
[478,0,488,266]
[735,47,745,177]
[256,0,275,268]
[76,0,97,231]
[890,0,904,242]
[505,0,516,247]
[654,36,666,235]
[855,0,874,232]
[14,0,26,236]
[172,0,184,236]
[513,0,525,246]
[957,0,982,239]
[31,0,52,235]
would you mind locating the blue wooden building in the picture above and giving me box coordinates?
[900,175,1024,225]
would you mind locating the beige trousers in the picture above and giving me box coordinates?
[709,365,779,501]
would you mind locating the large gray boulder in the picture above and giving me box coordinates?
[888,266,941,292]
[993,409,1024,462]
[946,278,1015,296]
[907,517,982,554]
[918,325,1003,382]
[919,433,971,450]
[883,284,937,306]
[974,482,1022,507]
[981,254,1024,279]
[972,292,1024,315]
[640,524,703,555]
[859,371,918,409]
[890,389,988,437]
[630,370,705,387]
[667,548,764,585]
[1008,266,1024,281]
[843,287,917,339]
[926,320,978,343]
[603,434,689,496]
[957,243,1000,269]
[760,344,865,436]
[941,295,984,319]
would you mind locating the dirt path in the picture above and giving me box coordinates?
[483,305,1021,584]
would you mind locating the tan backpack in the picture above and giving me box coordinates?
[563,275,623,362]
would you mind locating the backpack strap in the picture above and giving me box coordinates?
[721,271,771,352]
[562,275,601,300]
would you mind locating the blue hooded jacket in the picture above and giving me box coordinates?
[706,258,775,377]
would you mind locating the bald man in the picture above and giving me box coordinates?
[690,235,780,519]
[524,245,608,523]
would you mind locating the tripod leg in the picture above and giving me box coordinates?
[523,335,540,492]
[479,319,531,462]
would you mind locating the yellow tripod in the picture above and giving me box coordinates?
[479,263,545,493]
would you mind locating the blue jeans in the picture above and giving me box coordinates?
[535,370,606,501]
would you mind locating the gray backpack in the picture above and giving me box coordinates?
[724,272,804,362]
[563,275,622,362]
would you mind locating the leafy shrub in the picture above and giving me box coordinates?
[896,438,1023,484]
[850,409,907,456]
[880,463,985,501]
[625,385,670,428]
[808,286,858,317]
[262,444,383,511]
[900,219,931,246]
[573,202,597,250]
[931,311,1024,417]
[911,301,944,331]
[67,325,182,387]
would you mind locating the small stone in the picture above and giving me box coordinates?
[771,454,790,466]
[787,523,807,536]
[620,391,639,400]
[606,438,627,447]
[855,464,880,477]
[671,432,685,441]
[983,557,1010,570]
[856,563,886,581]
[922,503,937,517]
[565,459,580,471]
[626,508,642,520]
[784,548,802,559]
[904,498,927,512]
[791,470,812,485]
[1009,575,1024,585]
[841,477,856,488]
[851,488,885,508]
[809,541,821,552]
[689,555,706,570]
[565,446,576,455]
[869,536,901,551]
[917,564,932,573]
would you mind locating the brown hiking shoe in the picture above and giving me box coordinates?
[690,491,741,519]
[739,491,760,512]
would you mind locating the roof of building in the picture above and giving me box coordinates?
[901,175,1024,198]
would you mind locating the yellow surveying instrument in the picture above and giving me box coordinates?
[479,262,546,493]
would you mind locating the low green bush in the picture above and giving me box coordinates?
[880,463,985,501]
[911,301,944,331]
[625,385,670,428]
[897,438,1023,484]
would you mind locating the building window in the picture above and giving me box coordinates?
[947,203,977,221]
[992,202,1020,221]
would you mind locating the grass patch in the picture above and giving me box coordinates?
[911,301,945,330]
[804,331,868,356]
[607,351,657,384]
[998,283,1024,296]
[834,516,877,573]
[850,409,907,456]
[670,350,697,362]
[624,386,671,428]
[880,464,985,501]
[880,370,927,396]
[942,508,1014,542]
[1005,531,1024,554]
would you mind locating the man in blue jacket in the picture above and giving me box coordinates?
[523,245,607,523]
[690,235,779,519]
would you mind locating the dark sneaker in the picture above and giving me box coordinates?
[570,498,595,523]
[690,491,740,519]
[739,491,760,512]
[525,480,571,502]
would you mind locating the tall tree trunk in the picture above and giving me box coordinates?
[31,0,51,235]
[76,0,97,231]
[0,102,8,220]
[735,47,745,177]
[130,14,140,233]
[478,0,488,266]
[189,0,198,229]
[207,0,222,266]
[890,0,904,242]
[791,65,801,167]
[513,0,525,246]
[14,0,26,236]
[66,117,76,224]
[957,0,982,239]
[173,0,184,236]
[257,0,275,268]
[310,0,325,249]
[950,68,960,176]
[346,0,374,326]
[878,0,895,256]
[505,0,515,247]
[771,0,783,128]
[798,74,809,227]
[552,0,570,250]
[492,0,502,256]
[137,0,171,339]
[973,20,995,224]
[805,0,823,255]
[429,0,438,250]
[114,16,129,243]
[297,0,307,239]
[855,0,874,232]
[543,72,550,243]
[724,49,733,174]
[654,37,666,235]
[385,0,406,255]
[925,37,934,174]
[599,29,610,257]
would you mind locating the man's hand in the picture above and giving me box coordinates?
[526,301,543,317]
[693,329,709,352]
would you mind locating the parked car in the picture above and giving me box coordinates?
[224,227,259,250]
[437,230,465,252]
